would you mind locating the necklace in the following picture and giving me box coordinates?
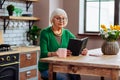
[51,27,62,36]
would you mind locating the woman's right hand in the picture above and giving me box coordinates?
[67,49,72,56]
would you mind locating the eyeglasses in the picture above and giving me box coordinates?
[54,17,67,22]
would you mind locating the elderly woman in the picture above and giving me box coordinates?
[38,8,87,80]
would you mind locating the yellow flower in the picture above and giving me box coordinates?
[100,24,120,41]
[101,24,107,32]
[110,25,114,30]
[101,24,106,29]
[115,25,120,30]
[114,25,118,30]
[110,25,120,30]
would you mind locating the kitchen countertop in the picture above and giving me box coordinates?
[0,46,40,56]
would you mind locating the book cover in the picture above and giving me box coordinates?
[67,37,88,56]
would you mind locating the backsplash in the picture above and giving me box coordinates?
[0,1,33,46]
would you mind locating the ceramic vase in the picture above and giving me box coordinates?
[101,41,119,55]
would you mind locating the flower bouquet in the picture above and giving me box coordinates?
[100,24,120,55]
[100,24,120,41]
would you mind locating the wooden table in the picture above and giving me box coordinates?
[40,48,120,80]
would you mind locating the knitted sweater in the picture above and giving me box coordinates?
[38,26,75,72]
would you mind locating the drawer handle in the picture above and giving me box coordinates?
[70,65,79,73]
[72,67,78,73]
[26,54,31,59]
[26,71,31,77]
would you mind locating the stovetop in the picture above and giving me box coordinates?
[0,44,12,52]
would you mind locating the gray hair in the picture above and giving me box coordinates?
[50,8,68,24]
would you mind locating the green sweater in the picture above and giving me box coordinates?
[38,26,75,72]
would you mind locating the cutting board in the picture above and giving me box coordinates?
[0,30,4,44]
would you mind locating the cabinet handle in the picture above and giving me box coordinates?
[26,53,31,59]
[26,71,31,77]
[0,62,19,67]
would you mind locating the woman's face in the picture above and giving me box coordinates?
[52,15,67,28]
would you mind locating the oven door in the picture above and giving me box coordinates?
[0,62,19,80]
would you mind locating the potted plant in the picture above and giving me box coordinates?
[27,25,41,45]
[100,24,120,55]
[7,4,15,16]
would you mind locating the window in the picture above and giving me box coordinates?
[79,0,119,33]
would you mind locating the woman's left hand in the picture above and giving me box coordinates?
[81,48,88,56]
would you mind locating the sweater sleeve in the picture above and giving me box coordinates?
[40,29,48,58]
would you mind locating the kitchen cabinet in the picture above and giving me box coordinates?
[19,51,40,80]
[0,46,40,80]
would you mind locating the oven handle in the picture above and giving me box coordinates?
[0,62,19,67]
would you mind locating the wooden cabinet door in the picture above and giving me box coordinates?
[20,69,37,80]
[20,51,37,68]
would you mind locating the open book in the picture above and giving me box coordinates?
[67,37,88,56]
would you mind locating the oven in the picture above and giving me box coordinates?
[0,53,19,80]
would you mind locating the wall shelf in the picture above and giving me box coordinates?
[0,0,38,11]
[0,16,39,20]
[0,16,40,33]
[0,0,5,9]
[26,0,38,1]
[26,0,38,11]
